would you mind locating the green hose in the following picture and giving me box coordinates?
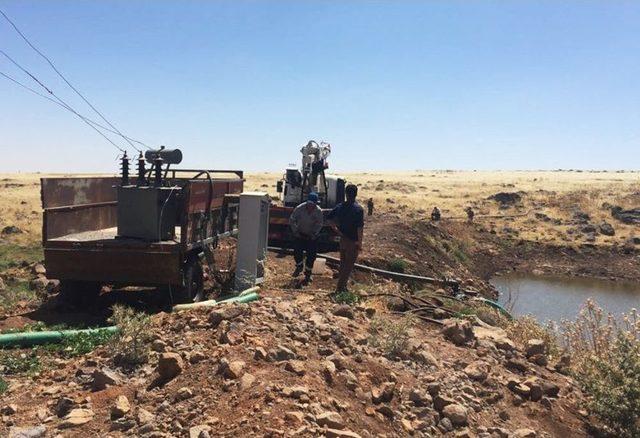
[172,291,260,311]
[475,297,514,320]
[0,326,119,348]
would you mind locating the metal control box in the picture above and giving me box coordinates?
[235,192,270,291]
[117,186,179,241]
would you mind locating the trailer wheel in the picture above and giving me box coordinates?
[59,280,101,307]
[176,259,204,303]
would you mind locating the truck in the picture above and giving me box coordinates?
[268,140,345,252]
[41,148,244,305]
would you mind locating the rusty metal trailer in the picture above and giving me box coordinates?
[41,170,244,304]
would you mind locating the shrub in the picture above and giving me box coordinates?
[333,290,360,305]
[503,315,559,359]
[58,329,115,358]
[387,257,409,273]
[109,305,153,367]
[0,376,7,394]
[0,351,41,375]
[368,314,414,358]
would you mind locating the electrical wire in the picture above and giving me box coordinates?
[0,69,149,148]
[0,7,144,152]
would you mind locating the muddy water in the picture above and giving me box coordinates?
[491,274,640,323]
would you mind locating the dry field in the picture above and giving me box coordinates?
[1,170,639,246]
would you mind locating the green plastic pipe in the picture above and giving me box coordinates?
[0,326,119,348]
[172,291,260,311]
[475,297,514,320]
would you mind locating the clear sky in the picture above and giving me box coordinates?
[1,1,639,173]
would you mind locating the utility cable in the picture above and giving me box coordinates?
[0,68,148,148]
[0,7,144,152]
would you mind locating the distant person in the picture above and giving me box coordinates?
[465,207,475,222]
[431,206,441,221]
[289,192,323,283]
[328,184,364,294]
[367,197,374,216]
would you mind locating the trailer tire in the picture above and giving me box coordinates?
[176,259,204,304]
[59,280,101,307]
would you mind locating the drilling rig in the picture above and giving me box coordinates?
[269,140,345,251]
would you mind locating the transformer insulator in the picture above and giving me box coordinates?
[120,152,130,186]
[137,152,146,186]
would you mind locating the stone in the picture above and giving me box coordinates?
[111,395,131,419]
[284,360,306,376]
[333,305,355,319]
[525,339,546,357]
[412,349,439,367]
[254,347,268,360]
[268,345,297,361]
[371,382,395,404]
[189,425,212,438]
[239,372,256,390]
[599,222,615,236]
[541,381,560,398]
[189,351,207,364]
[442,404,468,427]
[442,319,475,346]
[54,397,75,417]
[325,429,362,438]
[409,389,432,407]
[59,408,94,428]
[513,429,536,438]
[316,411,345,429]
[464,362,488,382]
[157,352,184,381]
[1,404,18,415]
[91,367,121,390]
[7,426,46,438]
[33,263,46,275]
[208,305,246,327]
[433,395,455,412]
[376,405,394,418]
[0,277,5,291]
[284,411,304,424]
[175,387,194,401]
[282,385,309,399]
[136,408,154,424]
[322,360,337,383]
[506,358,529,373]
[473,325,515,351]
[218,358,245,379]
[1,225,22,235]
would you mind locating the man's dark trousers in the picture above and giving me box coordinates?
[293,236,318,276]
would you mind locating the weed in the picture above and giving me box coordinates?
[56,329,114,358]
[368,314,414,358]
[0,243,42,271]
[333,290,360,305]
[109,304,153,367]
[502,315,559,359]
[0,351,41,375]
[0,376,7,394]
[387,257,409,273]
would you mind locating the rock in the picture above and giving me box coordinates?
[59,408,94,428]
[33,263,46,275]
[488,192,522,206]
[0,277,5,291]
[442,319,475,346]
[175,387,194,401]
[157,352,184,381]
[189,425,212,438]
[442,404,468,427]
[284,411,304,424]
[412,349,439,367]
[136,408,154,424]
[325,429,362,438]
[1,225,23,235]
[529,353,548,366]
[611,206,640,225]
[54,397,75,417]
[599,222,615,236]
[29,277,49,291]
[316,411,345,429]
[151,339,167,352]
[284,360,306,376]
[409,389,432,407]
[513,429,536,438]
[111,395,131,419]
[541,381,560,398]
[1,404,18,415]
[473,326,514,351]
[506,358,529,373]
[333,305,355,319]
[7,426,46,438]
[218,358,245,379]
[268,345,297,361]
[208,305,247,327]
[91,367,120,390]
[254,347,268,361]
[371,382,395,404]
[322,360,337,383]
[282,385,309,399]
[434,395,455,412]
[376,405,394,418]
[463,362,488,382]
[239,372,256,390]
[525,339,546,357]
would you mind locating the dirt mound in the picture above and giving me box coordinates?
[1,291,589,437]
[487,192,523,206]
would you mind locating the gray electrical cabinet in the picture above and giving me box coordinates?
[235,192,270,291]
[117,186,179,241]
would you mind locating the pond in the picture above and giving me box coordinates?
[490,273,640,323]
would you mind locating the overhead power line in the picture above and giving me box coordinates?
[0,7,144,152]
[0,69,148,148]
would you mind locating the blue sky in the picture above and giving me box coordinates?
[1,1,639,172]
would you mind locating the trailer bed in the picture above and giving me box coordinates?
[48,227,181,246]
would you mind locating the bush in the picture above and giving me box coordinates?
[387,258,409,273]
[0,351,41,375]
[0,376,7,394]
[58,330,114,357]
[503,315,559,359]
[368,315,414,358]
[333,290,360,305]
[109,305,153,367]
[562,300,640,437]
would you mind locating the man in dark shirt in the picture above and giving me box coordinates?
[327,184,364,293]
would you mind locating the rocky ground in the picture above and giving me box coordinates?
[1,281,588,438]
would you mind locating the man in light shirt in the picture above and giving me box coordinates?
[289,192,323,283]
